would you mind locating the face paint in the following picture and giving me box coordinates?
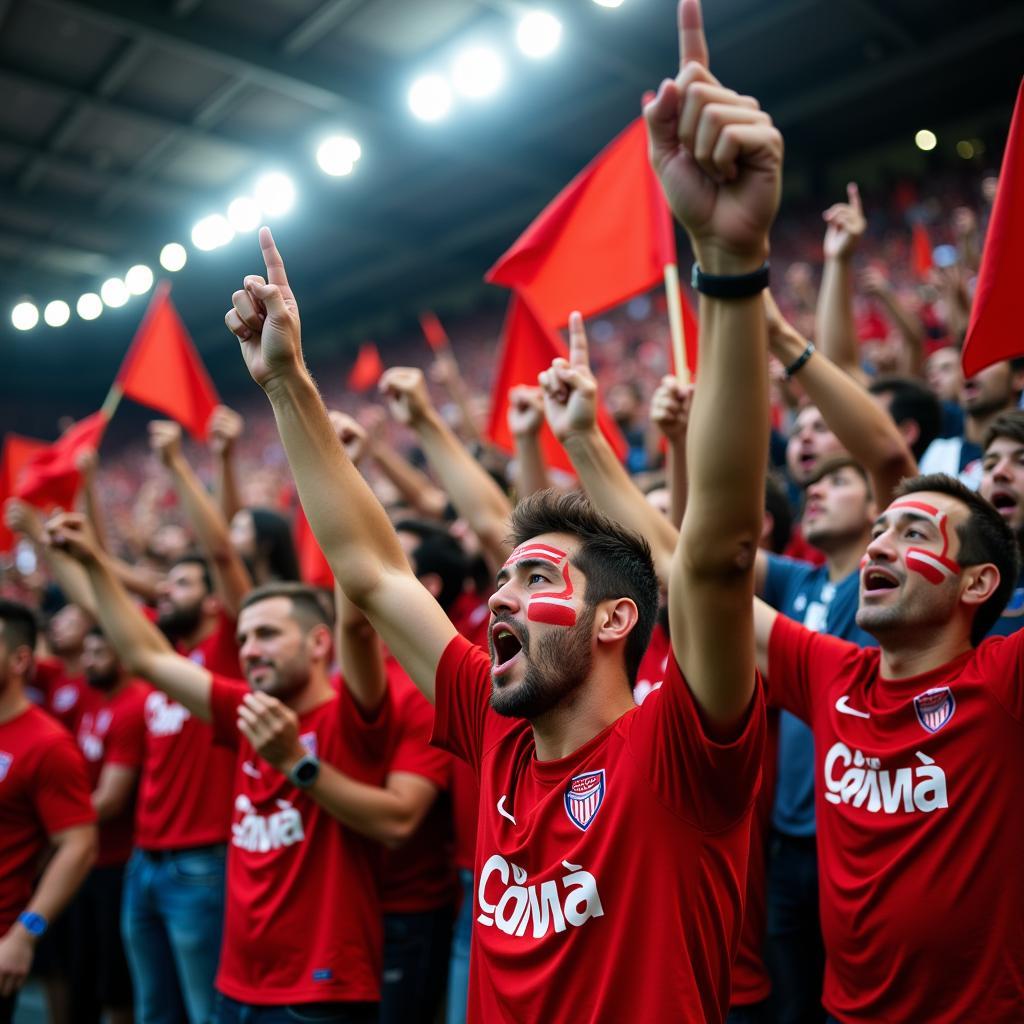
[887,500,961,585]
[502,542,577,627]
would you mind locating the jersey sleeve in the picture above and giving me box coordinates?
[338,680,394,765]
[208,674,250,749]
[627,654,766,832]
[974,630,1024,722]
[103,692,146,771]
[430,632,497,773]
[32,735,97,835]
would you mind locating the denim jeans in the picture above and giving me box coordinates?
[121,846,226,1024]
[213,994,377,1024]
[444,868,474,1024]
[379,905,453,1024]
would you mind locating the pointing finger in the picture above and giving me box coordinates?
[259,227,291,292]
[678,0,709,71]
[568,312,589,370]
[847,181,861,214]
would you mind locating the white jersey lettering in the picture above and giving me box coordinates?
[823,743,948,815]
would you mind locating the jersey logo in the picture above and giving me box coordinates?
[52,684,79,713]
[913,686,955,734]
[835,695,871,719]
[564,770,605,832]
[496,795,517,825]
[299,731,318,757]
[0,751,11,781]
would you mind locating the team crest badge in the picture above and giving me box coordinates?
[913,687,955,734]
[0,752,12,782]
[564,770,605,832]
[299,731,318,757]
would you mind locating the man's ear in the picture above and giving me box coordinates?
[595,598,639,646]
[308,623,334,662]
[898,419,920,452]
[960,563,1001,608]
[10,646,33,683]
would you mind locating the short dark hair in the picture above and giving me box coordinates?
[171,554,213,595]
[764,472,793,554]
[395,519,471,613]
[802,453,869,491]
[892,473,1020,644]
[869,376,942,460]
[983,410,1024,453]
[0,599,38,652]
[507,490,659,686]
[239,582,335,631]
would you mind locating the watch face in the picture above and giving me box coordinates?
[295,759,319,785]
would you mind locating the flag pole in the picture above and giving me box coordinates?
[663,263,690,385]
[99,382,123,422]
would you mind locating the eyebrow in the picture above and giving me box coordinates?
[871,510,936,532]
[495,556,560,587]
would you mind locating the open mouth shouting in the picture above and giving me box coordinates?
[490,619,526,681]
[988,488,1019,521]
[861,564,900,597]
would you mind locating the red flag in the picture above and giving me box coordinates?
[486,115,675,327]
[13,412,108,511]
[294,505,333,590]
[347,342,383,393]
[963,79,1024,376]
[116,283,220,440]
[486,295,627,474]
[911,222,932,280]
[419,311,449,352]
[671,286,700,379]
[0,435,49,551]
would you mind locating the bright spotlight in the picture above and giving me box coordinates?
[317,136,361,176]
[408,74,453,122]
[125,264,154,295]
[915,129,937,152]
[11,302,39,331]
[517,11,562,59]
[253,173,296,217]
[593,0,625,7]
[77,293,103,321]
[227,196,261,233]
[100,278,129,308]
[160,242,188,272]
[452,46,505,99]
[192,214,235,252]
[43,300,71,327]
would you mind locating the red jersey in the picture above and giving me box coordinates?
[0,705,96,934]
[378,660,455,914]
[209,675,392,1005]
[73,681,147,867]
[31,656,84,729]
[769,615,1024,1023]
[432,634,765,1024]
[134,613,238,850]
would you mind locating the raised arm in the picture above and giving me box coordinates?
[44,513,214,721]
[429,348,485,447]
[766,291,917,508]
[649,375,694,530]
[647,0,781,729]
[859,265,925,376]
[332,572,388,716]
[208,404,246,523]
[224,229,457,702]
[149,420,252,617]
[508,385,552,498]
[380,366,513,576]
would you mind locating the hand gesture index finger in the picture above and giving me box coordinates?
[568,311,590,371]
[538,312,598,442]
[678,0,709,70]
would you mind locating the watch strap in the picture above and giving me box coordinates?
[691,260,770,299]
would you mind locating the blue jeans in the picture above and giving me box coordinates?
[121,846,226,1024]
[444,869,473,1024]
[213,994,377,1024]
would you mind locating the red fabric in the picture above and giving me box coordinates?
[486,295,627,474]
[13,412,107,511]
[347,342,383,392]
[783,525,827,567]
[208,675,391,1004]
[419,311,449,352]
[72,681,147,867]
[0,436,49,551]
[962,79,1024,376]
[0,705,96,934]
[768,615,1024,1023]
[432,633,764,1024]
[911,222,933,280]
[671,285,700,380]
[116,283,220,440]
[294,505,333,589]
[487,115,675,327]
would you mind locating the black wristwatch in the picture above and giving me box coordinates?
[287,753,321,789]
[691,261,770,299]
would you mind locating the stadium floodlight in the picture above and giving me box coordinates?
[43,300,71,327]
[227,196,261,233]
[452,46,505,100]
[915,129,937,152]
[409,74,453,122]
[160,242,188,272]
[516,11,562,58]
[253,172,296,217]
[192,213,235,251]
[125,264,154,295]
[592,0,625,7]
[317,136,362,176]
[77,293,103,321]
[101,277,130,308]
[11,302,39,331]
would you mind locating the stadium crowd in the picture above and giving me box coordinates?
[1,2,1022,1022]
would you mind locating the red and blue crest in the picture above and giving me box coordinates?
[913,686,956,734]
[564,769,605,831]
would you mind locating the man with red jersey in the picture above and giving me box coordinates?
[222,2,777,1019]
[0,599,97,1024]
[754,473,1024,1022]
[47,516,393,1024]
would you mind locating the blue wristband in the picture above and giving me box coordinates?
[17,911,47,937]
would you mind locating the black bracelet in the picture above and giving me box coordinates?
[691,260,770,299]
[783,341,815,380]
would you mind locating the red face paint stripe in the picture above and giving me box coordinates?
[890,500,942,517]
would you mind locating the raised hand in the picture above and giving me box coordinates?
[43,512,101,564]
[823,182,866,260]
[859,265,889,297]
[3,499,44,544]
[538,312,597,443]
[74,448,98,479]
[237,692,304,772]
[644,0,782,272]
[507,385,545,438]
[327,410,369,463]
[225,227,302,390]
[378,367,434,428]
[209,405,244,455]
[148,420,183,466]
[650,375,695,442]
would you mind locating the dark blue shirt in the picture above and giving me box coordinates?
[763,555,877,837]
[988,568,1024,637]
